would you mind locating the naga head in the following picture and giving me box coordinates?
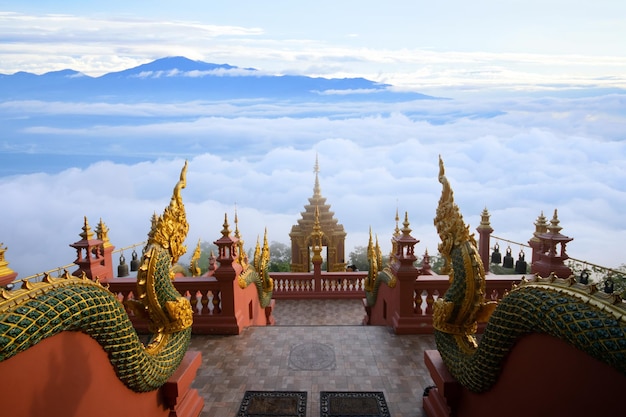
[433,155,476,274]
[128,161,193,339]
[432,156,494,351]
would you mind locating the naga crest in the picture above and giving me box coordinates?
[432,156,495,352]
[129,161,193,337]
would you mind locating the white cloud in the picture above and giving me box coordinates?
[1,10,625,93]
[1,0,625,280]
[1,91,625,279]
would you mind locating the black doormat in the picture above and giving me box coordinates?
[320,391,390,417]
[237,391,307,417]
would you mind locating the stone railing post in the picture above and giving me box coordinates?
[390,212,421,334]
[211,214,244,334]
[476,208,494,273]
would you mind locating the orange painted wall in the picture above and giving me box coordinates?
[458,333,626,417]
[0,331,171,417]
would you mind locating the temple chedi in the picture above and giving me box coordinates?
[289,156,346,272]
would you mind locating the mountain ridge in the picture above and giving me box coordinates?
[0,56,436,102]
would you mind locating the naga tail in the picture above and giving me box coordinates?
[0,162,193,392]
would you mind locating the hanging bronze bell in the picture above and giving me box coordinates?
[491,242,502,264]
[514,249,527,274]
[130,249,140,271]
[502,246,514,268]
[117,253,129,277]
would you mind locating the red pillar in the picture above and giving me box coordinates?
[390,212,421,334]
[70,217,112,281]
[312,258,322,291]
[528,211,548,266]
[212,214,244,334]
[531,210,573,278]
[476,208,494,274]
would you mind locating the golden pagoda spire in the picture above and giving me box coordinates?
[531,210,549,242]
[402,211,412,236]
[234,205,241,239]
[79,216,94,240]
[548,209,563,234]
[394,206,400,237]
[313,153,321,198]
[220,213,231,238]
[96,218,112,248]
[477,207,492,231]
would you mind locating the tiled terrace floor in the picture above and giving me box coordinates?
[189,299,437,417]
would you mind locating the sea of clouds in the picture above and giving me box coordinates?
[1,91,625,278]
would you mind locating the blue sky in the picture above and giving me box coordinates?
[0,1,625,277]
[1,1,625,95]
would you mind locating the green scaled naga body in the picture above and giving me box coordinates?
[432,156,626,393]
[0,162,194,392]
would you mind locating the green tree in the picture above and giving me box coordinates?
[269,241,291,272]
[348,246,369,271]
[425,253,445,274]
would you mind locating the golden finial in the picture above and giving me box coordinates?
[220,213,231,238]
[548,209,563,234]
[477,207,492,230]
[234,206,241,239]
[402,211,412,236]
[394,206,400,237]
[530,210,549,242]
[79,216,94,240]
[313,154,321,197]
[0,242,16,277]
[96,218,112,248]
[147,161,189,264]
[310,207,324,261]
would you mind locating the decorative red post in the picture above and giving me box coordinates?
[212,213,244,334]
[390,212,420,334]
[476,207,493,273]
[70,217,112,281]
[528,211,548,266]
[419,249,433,275]
[95,218,115,282]
[530,209,573,278]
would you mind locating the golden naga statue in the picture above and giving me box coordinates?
[0,162,193,392]
[432,156,625,392]
[432,155,496,351]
